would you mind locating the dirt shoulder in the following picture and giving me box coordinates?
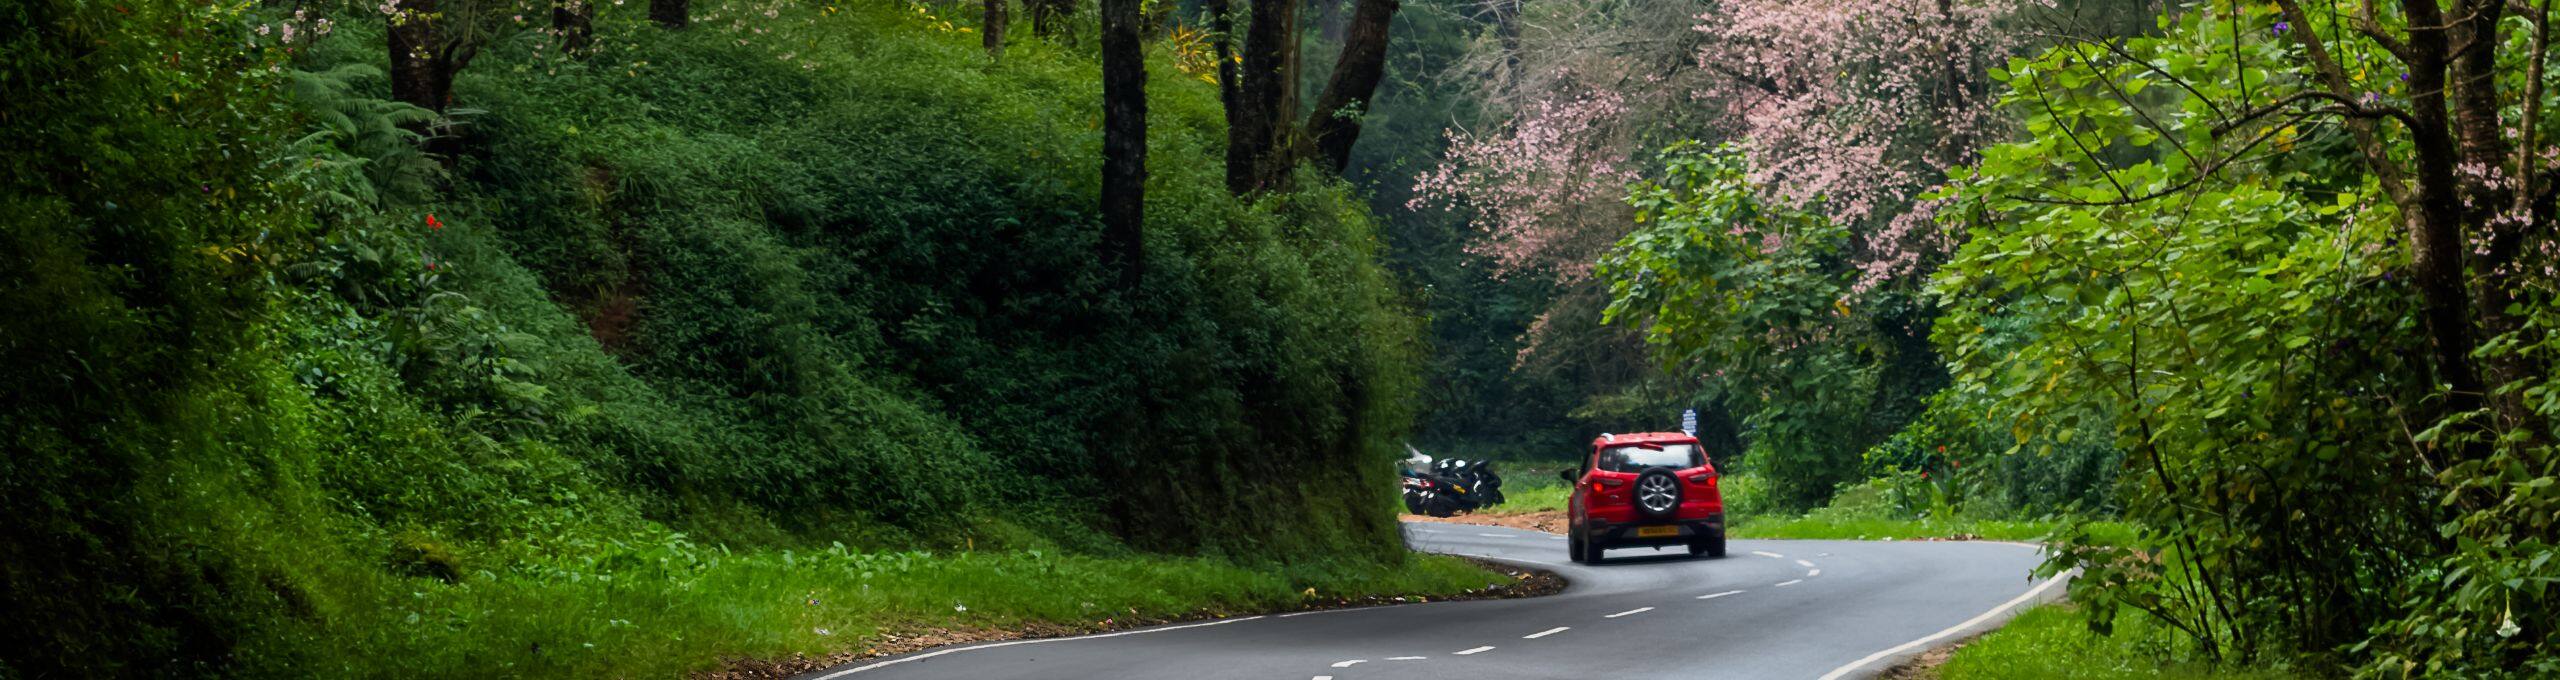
[1400,510,1568,535]
[700,556,1564,680]
[1872,631,1983,679]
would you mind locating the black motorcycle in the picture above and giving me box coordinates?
[1401,472,1468,517]
[1402,456,1505,517]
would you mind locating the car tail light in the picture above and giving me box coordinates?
[1686,472,1716,484]
[1594,478,1624,488]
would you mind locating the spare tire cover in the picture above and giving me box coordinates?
[1633,469,1683,518]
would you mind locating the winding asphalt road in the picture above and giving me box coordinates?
[796,522,2065,680]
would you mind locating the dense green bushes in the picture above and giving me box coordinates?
[1599,144,1955,510]
[1934,3,2558,674]
[2,2,1432,676]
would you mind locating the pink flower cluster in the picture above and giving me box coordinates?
[1416,0,2036,292]
[1413,91,1641,280]
[1693,0,2036,293]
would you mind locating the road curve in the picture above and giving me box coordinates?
[795,522,2063,680]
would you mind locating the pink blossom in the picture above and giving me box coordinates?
[1419,0,2036,291]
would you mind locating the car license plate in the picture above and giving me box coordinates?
[1636,526,1679,538]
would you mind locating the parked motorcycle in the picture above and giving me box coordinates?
[1400,449,1506,517]
[1401,473,1466,517]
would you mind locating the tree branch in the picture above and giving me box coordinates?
[2210,90,2418,135]
[2357,0,2413,61]
[2018,108,2321,207]
[2277,0,2414,203]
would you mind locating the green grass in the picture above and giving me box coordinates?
[0,2,1476,677]
[1721,475,2138,544]
[1480,468,1572,514]
[1729,516,2072,541]
[1934,604,2310,680]
[303,546,1505,677]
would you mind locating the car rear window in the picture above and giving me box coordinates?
[1596,443,1704,472]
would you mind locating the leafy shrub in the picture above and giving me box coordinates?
[1599,143,1946,510]
[1,2,1432,676]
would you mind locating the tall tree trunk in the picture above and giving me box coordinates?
[1029,0,1073,38]
[1208,0,1238,114]
[554,0,594,54]
[1227,0,1301,194]
[1492,0,1521,88]
[1934,0,1971,163]
[1315,0,1348,43]
[2446,0,2541,432]
[1100,0,1147,288]
[651,0,688,29]
[2395,0,2488,418]
[387,0,452,113]
[1304,0,1399,173]
[983,0,1009,58]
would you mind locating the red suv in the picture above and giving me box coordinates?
[1561,432,1726,563]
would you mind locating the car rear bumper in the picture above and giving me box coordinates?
[1583,513,1724,547]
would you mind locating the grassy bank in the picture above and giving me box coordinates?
[0,3,1488,677]
[1930,604,2309,680]
[342,548,1505,677]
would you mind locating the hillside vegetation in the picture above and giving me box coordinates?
[0,2,1483,677]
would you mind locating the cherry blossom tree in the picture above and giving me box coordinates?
[1416,0,2041,290]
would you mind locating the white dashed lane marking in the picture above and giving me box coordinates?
[1808,569,1822,577]
[1751,551,1786,558]
[1523,626,1570,639]
[1454,646,1496,656]
[807,615,1263,678]
[1796,559,1816,568]
[1387,656,1428,661]
[1329,660,1364,668]
[1604,607,1655,618]
[1696,590,1744,600]
[1775,579,1804,587]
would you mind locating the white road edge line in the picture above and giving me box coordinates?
[1774,579,1804,587]
[1454,645,1496,655]
[1523,626,1570,639]
[1329,660,1365,668]
[1478,533,1508,537]
[806,616,1265,678]
[1815,569,2079,680]
[1280,605,1388,619]
[1604,607,1654,618]
[1443,551,1570,569]
[1696,590,1744,600]
[1751,550,1785,558]
[1796,559,1816,568]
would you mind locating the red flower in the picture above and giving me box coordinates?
[426,213,443,230]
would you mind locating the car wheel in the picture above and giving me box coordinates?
[1567,533,1588,564]
[1688,534,1727,558]
[1632,469,1683,520]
